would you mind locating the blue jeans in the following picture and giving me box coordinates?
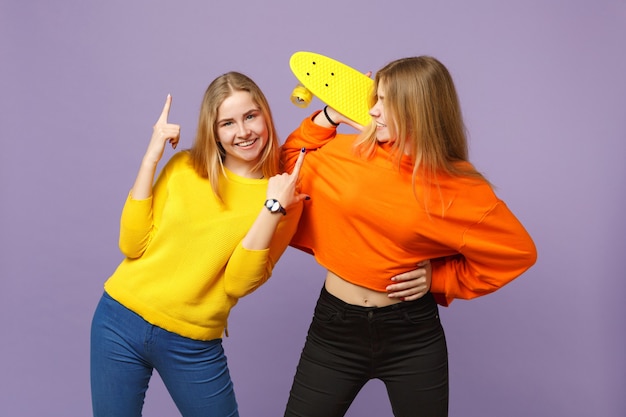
[90,292,239,417]
[284,286,448,417]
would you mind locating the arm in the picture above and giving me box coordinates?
[118,95,180,258]
[429,201,537,306]
[223,149,308,298]
[280,111,337,174]
[281,103,365,173]
[241,148,307,250]
[131,94,180,199]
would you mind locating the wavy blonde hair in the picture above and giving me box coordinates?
[189,72,280,202]
[355,56,487,210]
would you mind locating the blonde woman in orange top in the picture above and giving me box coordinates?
[281,56,537,417]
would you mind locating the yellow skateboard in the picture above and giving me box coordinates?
[289,51,373,126]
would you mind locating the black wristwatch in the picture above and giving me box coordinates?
[264,199,286,215]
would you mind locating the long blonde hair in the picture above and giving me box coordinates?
[355,56,486,210]
[189,72,280,201]
[359,56,480,176]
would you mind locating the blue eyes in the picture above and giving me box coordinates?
[220,113,257,128]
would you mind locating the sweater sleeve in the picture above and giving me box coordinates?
[429,201,537,306]
[118,157,172,259]
[223,199,303,299]
[281,111,337,173]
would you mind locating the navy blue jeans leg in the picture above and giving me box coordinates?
[151,327,238,417]
[90,292,239,417]
[90,293,153,417]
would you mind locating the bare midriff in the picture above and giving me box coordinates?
[324,270,402,307]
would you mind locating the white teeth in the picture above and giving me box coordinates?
[236,139,256,147]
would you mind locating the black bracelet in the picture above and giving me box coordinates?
[323,106,339,127]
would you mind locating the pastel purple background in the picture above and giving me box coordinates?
[1,1,624,416]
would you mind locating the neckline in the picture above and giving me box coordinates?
[223,166,267,184]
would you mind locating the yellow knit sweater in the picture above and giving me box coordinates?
[104,151,301,340]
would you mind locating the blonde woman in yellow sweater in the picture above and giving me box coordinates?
[90,72,307,417]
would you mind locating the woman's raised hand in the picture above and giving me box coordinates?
[321,71,372,132]
[144,94,181,165]
[324,105,365,132]
[266,148,309,210]
[130,95,181,200]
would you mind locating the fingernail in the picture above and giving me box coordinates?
[305,196,311,200]
[301,147,306,153]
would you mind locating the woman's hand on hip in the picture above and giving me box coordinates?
[386,260,432,301]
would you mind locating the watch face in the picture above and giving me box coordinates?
[265,199,280,212]
[265,199,284,214]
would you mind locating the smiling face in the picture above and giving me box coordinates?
[216,90,269,177]
[369,81,395,144]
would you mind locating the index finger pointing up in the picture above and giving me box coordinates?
[157,94,172,124]
[291,147,307,177]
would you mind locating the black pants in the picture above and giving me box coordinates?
[284,286,448,417]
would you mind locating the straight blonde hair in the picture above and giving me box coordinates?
[355,56,487,211]
[189,72,280,202]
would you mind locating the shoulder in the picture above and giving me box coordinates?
[166,150,192,165]
[156,151,200,185]
[434,165,499,209]
[162,151,194,173]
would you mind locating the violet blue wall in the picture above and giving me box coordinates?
[1,0,624,416]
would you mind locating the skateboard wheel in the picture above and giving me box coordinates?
[290,84,313,108]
